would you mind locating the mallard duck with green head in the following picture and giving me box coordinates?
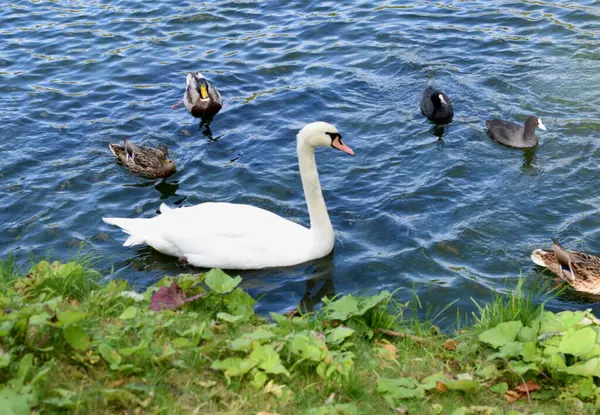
[531,238,600,295]
[172,72,222,121]
[109,139,176,179]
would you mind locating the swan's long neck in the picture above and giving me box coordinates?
[297,138,334,247]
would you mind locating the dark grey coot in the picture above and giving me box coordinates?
[485,116,547,149]
[420,87,453,124]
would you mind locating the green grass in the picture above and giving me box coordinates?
[0,259,596,415]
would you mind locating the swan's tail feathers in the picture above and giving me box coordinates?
[159,203,173,214]
[531,249,549,267]
[102,217,148,247]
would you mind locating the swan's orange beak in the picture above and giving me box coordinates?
[331,137,355,156]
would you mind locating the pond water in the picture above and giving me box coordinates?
[2,1,600,319]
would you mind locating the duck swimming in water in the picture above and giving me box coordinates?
[531,238,600,295]
[172,72,222,121]
[109,139,176,179]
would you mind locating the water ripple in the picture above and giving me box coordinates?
[1,0,600,318]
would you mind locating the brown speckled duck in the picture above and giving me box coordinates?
[109,139,176,179]
[172,72,222,121]
[531,238,600,295]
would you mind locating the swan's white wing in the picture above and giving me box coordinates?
[106,202,312,269]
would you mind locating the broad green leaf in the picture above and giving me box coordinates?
[517,326,537,343]
[13,354,34,390]
[575,377,598,399]
[536,312,566,334]
[520,341,541,363]
[446,380,480,391]
[478,321,522,349]
[56,311,89,326]
[252,370,268,390]
[582,344,600,360]
[557,310,587,327]
[225,288,255,318]
[357,291,391,315]
[488,341,522,360]
[0,351,10,368]
[324,296,360,321]
[480,364,499,380]
[420,372,447,390]
[211,356,258,377]
[289,331,328,362]
[546,353,566,370]
[217,312,244,323]
[376,377,424,406]
[29,312,52,326]
[304,403,359,415]
[98,344,121,367]
[490,382,508,395]
[326,327,355,345]
[0,388,30,415]
[560,357,600,377]
[119,341,148,357]
[559,327,597,356]
[229,329,275,352]
[205,269,241,294]
[119,306,138,320]
[172,337,195,349]
[63,325,90,350]
[510,361,538,375]
[250,344,289,376]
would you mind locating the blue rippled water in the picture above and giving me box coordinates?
[1,1,599,318]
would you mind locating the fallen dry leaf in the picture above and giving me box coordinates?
[377,329,431,344]
[504,390,522,403]
[443,339,457,351]
[504,380,542,403]
[436,382,449,393]
[395,407,408,414]
[515,380,541,393]
[376,340,398,360]
[324,392,335,405]
[284,308,301,319]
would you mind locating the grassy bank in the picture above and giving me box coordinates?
[1,260,599,414]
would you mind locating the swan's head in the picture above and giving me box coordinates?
[186,72,210,100]
[298,122,354,156]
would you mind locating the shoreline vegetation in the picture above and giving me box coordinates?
[1,259,599,414]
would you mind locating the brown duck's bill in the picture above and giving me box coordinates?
[332,137,355,156]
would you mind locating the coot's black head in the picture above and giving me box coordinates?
[430,92,449,110]
[525,116,547,131]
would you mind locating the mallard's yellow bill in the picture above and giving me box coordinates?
[200,84,209,99]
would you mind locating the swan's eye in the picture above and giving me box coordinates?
[326,132,341,142]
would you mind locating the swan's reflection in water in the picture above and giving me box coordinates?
[113,247,336,315]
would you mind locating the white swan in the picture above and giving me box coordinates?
[102,122,355,269]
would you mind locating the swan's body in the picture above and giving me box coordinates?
[103,122,354,269]
[172,72,222,120]
[531,238,600,295]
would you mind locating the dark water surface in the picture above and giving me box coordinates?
[2,1,600,319]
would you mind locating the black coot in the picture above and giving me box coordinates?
[420,87,453,124]
[486,116,546,148]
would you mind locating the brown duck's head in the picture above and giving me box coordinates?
[161,158,176,172]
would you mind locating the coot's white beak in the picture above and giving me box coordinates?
[439,94,447,105]
[538,118,547,131]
